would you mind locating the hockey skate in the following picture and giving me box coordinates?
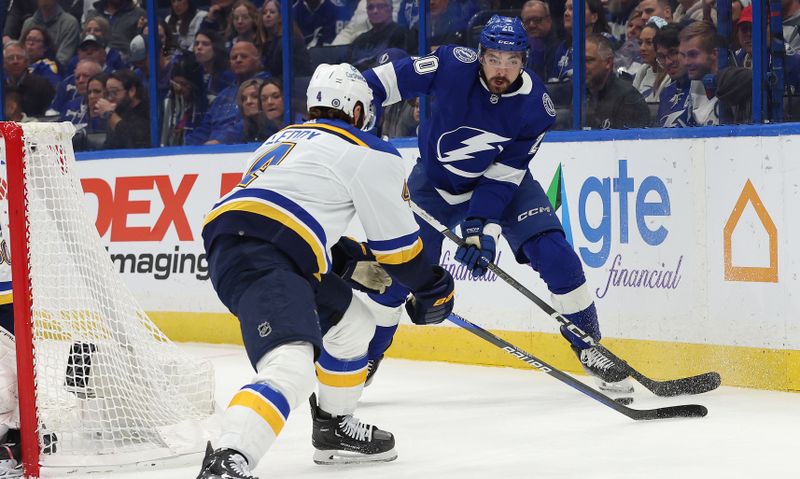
[310,393,397,465]
[197,442,258,479]
[0,430,21,479]
[573,344,636,400]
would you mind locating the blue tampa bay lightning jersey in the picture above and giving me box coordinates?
[363,45,556,221]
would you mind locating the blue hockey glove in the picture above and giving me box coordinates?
[331,236,392,294]
[405,266,455,325]
[454,219,501,277]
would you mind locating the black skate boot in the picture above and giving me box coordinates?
[560,327,634,399]
[197,442,258,479]
[0,429,22,478]
[572,343,635,399]
[310,393,397,465]
[364,355,383,387]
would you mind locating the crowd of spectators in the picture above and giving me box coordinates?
[3,0,800,151]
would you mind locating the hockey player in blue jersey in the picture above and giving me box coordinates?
[198,63,455,478]
[361,15,633,393]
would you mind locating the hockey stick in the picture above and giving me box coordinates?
[447,312,707,420]
[409,201,721,397]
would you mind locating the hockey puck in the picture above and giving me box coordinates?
[614,397,634,406]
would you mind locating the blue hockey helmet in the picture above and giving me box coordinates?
[479,15,529,57]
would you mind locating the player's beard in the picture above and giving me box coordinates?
[487,76,512,94]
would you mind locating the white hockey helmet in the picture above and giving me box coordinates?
[307,63,376,131]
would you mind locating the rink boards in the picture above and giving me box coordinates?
[73,126,800,391]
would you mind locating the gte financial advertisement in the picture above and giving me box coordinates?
[74,135,795,348]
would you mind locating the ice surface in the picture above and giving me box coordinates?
[60,343,797,479]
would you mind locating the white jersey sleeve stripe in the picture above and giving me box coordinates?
[484,162,526,186]
[372,237,423,265]
[373,63,402,107]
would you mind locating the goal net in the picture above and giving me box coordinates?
[1,122,217,476]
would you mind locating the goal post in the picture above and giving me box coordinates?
[1,122,218,477]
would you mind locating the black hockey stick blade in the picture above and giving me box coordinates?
[630,404,708,421]
[447,313,709,422]
[630,371,722,397]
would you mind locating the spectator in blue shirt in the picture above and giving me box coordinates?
[21,25,61,88]
[185,40,270,145]
[60,59,103,126]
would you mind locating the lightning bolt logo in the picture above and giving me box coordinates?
[436,127,510,178]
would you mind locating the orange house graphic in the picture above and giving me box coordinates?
[723,180,778,282]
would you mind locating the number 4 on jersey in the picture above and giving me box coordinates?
[238,142,296,188]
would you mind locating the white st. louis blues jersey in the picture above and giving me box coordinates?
[202,118,423,281]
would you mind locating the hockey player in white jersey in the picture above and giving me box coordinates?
[0,159,22,478]
[198,63,455,479]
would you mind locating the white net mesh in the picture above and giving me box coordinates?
[6,123,217,470]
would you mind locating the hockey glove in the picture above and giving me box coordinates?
[454,219,501,277]
[330,237,392,294]
[405,266,455,325]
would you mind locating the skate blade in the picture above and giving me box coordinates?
[313,448,397,465]
[598,378,635,405]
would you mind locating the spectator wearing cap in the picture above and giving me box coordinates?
[161,53,209,146]
[584,34,650,129]
[734,6,752,68]
[130,20,177,101]
[21,25,62,88]
[348,0,411,69]
[260,0,311,77]
[166,0,209,52]
[185,40,270,145]
[520,0,560,81]
[21,0,80,66]
[86,0,145,55]
[63,17,128,76]
[60,59,104,126]
[51,34,118,116]
[193,29,237,104]
[93,69,150,149]
[4,41,56,117]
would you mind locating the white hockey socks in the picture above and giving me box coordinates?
[317,294,375,416]
[218,341,315,467]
